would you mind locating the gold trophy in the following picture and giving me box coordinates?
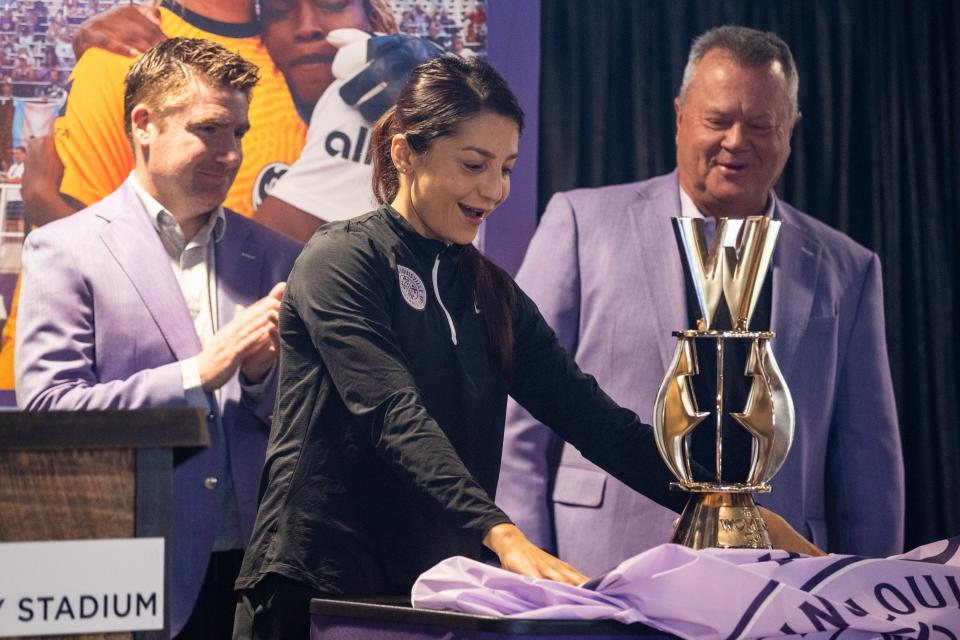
[653,216,794,549]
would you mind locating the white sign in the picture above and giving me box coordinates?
[0,538,164,637]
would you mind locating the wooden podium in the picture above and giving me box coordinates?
[0,409,209,640]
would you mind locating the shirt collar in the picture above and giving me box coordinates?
[678,186,777,220]
[130,171,226,246]
[381,204,466,266]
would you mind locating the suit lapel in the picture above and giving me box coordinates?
[98,181,201,361]
[215,216,260,329]
[771,208,820,377]
[627,176,687,371]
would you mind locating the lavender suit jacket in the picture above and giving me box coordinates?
[15,178,301,636]
[497,172,904,576]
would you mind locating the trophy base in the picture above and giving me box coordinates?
[670,492,771,550]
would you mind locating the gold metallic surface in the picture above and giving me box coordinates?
[674,217,727,330]
[732,340,795,485]
[674,330,774,339]
[714,336,724,483]
[671,481,771,493]
[720,217,780,330]
[653,337,708,484]
[670,492,771,549]
[654,216,794,551]
[674,216,781,331]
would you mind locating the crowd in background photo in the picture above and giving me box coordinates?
[0,0,89,98]
[396,0,486,53]
[0,0,125,316]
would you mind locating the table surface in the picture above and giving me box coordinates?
[310,598,671,637]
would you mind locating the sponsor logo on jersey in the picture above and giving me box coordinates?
[252,162,290,211]
[398,265,427,311]
[325,125,373,165]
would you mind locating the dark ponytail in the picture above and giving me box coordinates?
[463,246,516,381]
[369,55,524,379]
[370,109,400,205]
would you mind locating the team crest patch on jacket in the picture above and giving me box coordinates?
[398,265,427,310]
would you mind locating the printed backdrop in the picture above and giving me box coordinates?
[0,0,543,405]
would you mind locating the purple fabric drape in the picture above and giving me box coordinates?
[413,538,960,639]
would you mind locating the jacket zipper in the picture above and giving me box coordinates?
[432,254,458,345]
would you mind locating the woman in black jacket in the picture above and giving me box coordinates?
[233,54,815,640]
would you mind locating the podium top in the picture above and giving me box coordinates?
[0,408,209,450]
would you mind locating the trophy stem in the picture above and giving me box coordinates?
[715,336,724,484]
[670,492,771,550]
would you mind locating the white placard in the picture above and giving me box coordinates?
[0,538,164,637]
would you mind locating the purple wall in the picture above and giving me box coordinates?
[481,0,540,276]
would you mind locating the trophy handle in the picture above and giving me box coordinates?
[731,339,795,485]
[653,336,709,484]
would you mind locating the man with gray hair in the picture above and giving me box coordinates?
[498,25,904,575]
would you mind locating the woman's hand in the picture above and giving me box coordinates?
[483,523,588,586]
[759,507,826,556]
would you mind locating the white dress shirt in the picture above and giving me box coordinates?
[130,172,244,551]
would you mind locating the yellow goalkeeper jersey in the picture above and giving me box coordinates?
[55,2,307,217]
[1,3,308,392]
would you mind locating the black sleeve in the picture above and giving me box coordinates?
[507,285,697,513]
[289,232,511,538]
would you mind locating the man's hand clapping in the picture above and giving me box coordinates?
[197,282,286,392]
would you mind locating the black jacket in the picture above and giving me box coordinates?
[237,205,685,596]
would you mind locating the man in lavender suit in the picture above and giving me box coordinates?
[498,26,904,577]
[15,39,300,639]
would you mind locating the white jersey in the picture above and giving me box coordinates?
[268,79,377,222]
